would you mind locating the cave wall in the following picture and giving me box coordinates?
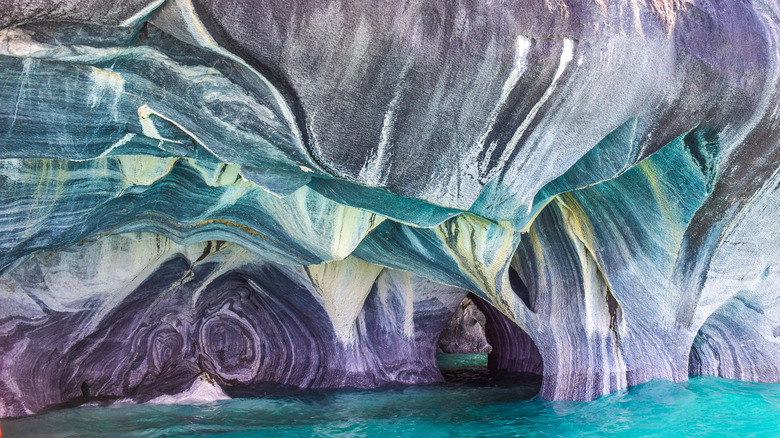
[0,234,466,417]
[471,294,543,376]
[2,0,780,416]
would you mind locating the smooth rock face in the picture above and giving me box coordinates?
[1,0,780,416]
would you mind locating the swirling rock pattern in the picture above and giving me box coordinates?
[1,0,780,416]
[0,234,466,416]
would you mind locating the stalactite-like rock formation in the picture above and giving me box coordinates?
[1,0,780,417]
[0,234,466,416]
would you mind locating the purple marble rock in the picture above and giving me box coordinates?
[0,237,467,416]
[2,0,780,417]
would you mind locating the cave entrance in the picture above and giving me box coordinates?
[436,294,493,384]
[436,292,543,393]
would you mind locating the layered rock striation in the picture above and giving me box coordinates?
[1,0,780,417]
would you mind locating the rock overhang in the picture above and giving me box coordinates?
[1,0,779,416]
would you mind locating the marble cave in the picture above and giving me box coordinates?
[1,0,780,430]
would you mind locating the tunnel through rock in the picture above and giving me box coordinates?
[436,293,543,390]
[436,295,491,383]
[437,295,492,356]
[688,292,780,382]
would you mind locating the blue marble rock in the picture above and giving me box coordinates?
[1,0,780,417]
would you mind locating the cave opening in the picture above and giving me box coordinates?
[436,294,493,384]
[436,292,543,394]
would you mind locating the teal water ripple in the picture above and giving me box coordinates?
[4,376,780,437]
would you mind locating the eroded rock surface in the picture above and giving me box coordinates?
[437,296,491,354]
[2,0,780,416]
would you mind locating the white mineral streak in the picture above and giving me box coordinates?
[373,269,468,341]
[188,160,243,187]
[403,273,415,338]
[97,133,136,158]
[504,38,574,167]
[119,0,167,27]
[375,270,418,339]
[0,28,56,58]
[189,243,256,305]
[262,188,386,261]
[150,0,307,161]
[147,373,230,405]
[8,58,34,132]
[305,257,383,345]
[3,234,200,334]
[136,104,226,163]
[556,196,618,335]
[359,60,413,186]
[88,68,124,122]
[0,28,126,63]
[474,35,534,180]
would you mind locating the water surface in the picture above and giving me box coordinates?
[4,374,780,437]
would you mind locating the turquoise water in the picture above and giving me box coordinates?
[5,375,780,437]
[436,352,488,369]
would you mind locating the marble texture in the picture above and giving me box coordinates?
[1,0,780,416]
[0,234,466,416]
[437,296,491,355]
